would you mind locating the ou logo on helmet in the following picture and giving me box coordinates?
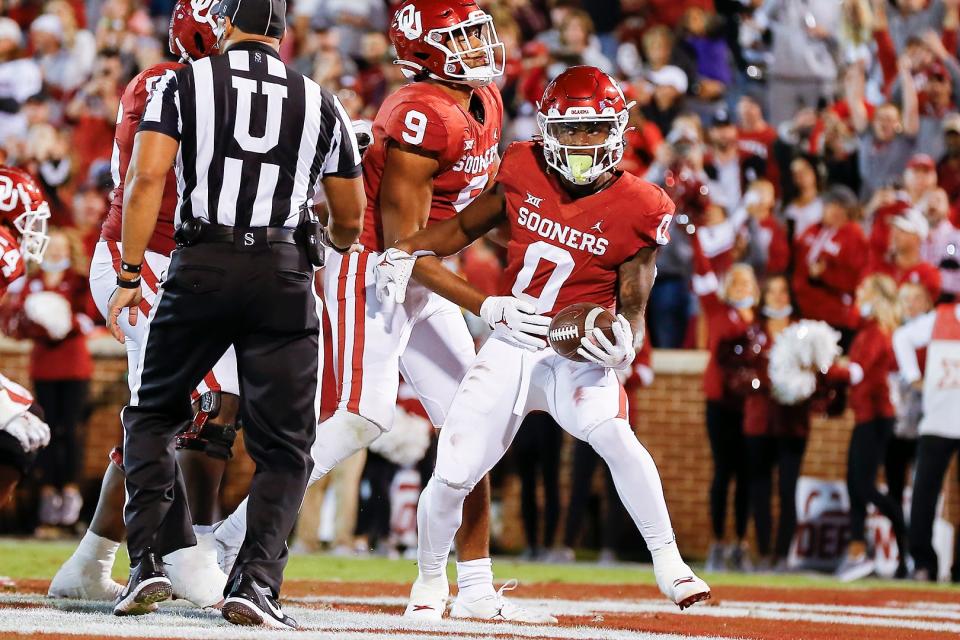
[0,176,20,212]
[396,4,422,40]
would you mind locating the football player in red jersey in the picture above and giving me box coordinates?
[0,168,51,508]
[377,66,711,611]
[48,0,230,610]
[210,0,552,624]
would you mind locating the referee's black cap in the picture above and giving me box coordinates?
[214,0,286,39]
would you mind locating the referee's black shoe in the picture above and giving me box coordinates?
[222,574,298,629]
[113,549,171,616]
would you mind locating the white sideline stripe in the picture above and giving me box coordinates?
[0,597,736,640]
[289,594,960,623]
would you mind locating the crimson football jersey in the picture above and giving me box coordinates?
[497,142,674,317]
[0,226,24,297]
[359,82,503,251]
[101,62,183,256]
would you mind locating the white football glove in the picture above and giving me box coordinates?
[1,411,50,453]
[374,248,418,303]
[577,314,636,370]
[480,296,551,351]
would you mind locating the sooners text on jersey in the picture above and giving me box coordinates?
[360,82,503,251]
[498,142,674,316]
[101,62,183,256]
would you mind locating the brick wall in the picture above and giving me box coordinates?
[2,338,956,559]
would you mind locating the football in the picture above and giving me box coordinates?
[548,302,617,362]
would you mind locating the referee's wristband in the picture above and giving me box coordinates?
[116,275,141,290]
[120,260,142,275]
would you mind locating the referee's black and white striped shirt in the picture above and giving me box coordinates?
[139,41,361,229]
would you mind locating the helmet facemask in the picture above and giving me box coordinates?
[12,186,50,263]
[418,11,505,87]
[537,109,629,185]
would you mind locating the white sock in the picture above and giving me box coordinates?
[216,499,248,549]
[73,532,119,578]
[588,419,675,551]
[416,478,468,583]
[456,558,495,600]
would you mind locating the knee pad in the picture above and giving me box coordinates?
[310,412,383,483]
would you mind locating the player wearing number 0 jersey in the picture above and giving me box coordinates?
[50,0,231,611]
[210,0,553,624]
[377,66,711,613]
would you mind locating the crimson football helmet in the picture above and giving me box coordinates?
[389,0,504,88]
[169,0,219,62]
[0,167,50,264]
[536,66,635,185]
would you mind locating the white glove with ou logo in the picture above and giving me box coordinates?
[577,314,636,370]
[374,248,418,303]
[480,296,551,351]
[1,411,51,452]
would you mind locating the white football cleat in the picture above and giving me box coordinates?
[652,544,711,610]
[163,533,228,609]
[48,555,125,602]
[48,533,125,602]
[450,580,558,624]
[403,576,449,621]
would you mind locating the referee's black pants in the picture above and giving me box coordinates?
[909,434,960,579]
[122,240,319,597]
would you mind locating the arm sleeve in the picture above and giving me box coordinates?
[138,69,181,141]
[321,94,362,179]
[893,311,936,384]
[874,29,898,94]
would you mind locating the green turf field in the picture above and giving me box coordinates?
[1,538,957,591]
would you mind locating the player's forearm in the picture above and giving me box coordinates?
[411,256,486,315]
[396,216,474,258]
[120,172,164,268]
[618,248,658,337]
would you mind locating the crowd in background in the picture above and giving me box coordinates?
[0,0,958,581]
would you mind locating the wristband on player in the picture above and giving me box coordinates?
[116,275,141,289]
[120,260,142,275]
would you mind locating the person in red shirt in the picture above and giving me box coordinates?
[4,229,91,529]
[868,154,939,270]
[690,236,757,572]
[793,185,868,349]
[379,66,711,611]
[828,274,908,581]
[743,179,789,276]
[736,95,779,191]
[873,207,942,302]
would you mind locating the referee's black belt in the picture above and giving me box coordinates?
[176,221,298,248]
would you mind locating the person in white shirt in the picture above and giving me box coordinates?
[893,302,960,582]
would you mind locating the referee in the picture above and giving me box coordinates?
[106,0,364,628]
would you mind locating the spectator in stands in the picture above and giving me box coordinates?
[921,187,960,300]
[752,0,842,126]
[911,33,960,159]
[846,59,920,199]
[30,14,83,95]
[551,9,614,75]
[641,65,687,136]
[887,0,947,52]
[782,155,824,241]
[736,95,778,188]
[704,109,765,213]
[46,0,97,85]
[692,237,757,571]
[0,18,42,147]
[936,112,960,210]
[830,274,908,581]
[4,230,91,529]
[793,185,869,348]
[742,179,790,276]
[744,275,809,572]
[679,7,731,109]
[65,48,122,186]
[873,207,942,303]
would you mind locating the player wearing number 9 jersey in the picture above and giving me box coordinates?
[210,0,553,625]
[378,66,711,612]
